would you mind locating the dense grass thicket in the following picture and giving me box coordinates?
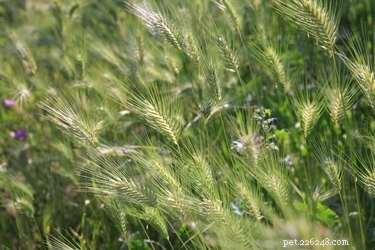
[1,0,375,249]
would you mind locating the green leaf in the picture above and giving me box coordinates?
[294,201,339,227]
[275,129,288,140]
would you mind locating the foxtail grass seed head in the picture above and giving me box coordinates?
[299,101,322,138]
[237,183,263,220]
[272,0,339,55]
[125,3,184,52]
[216,0,241,33]
[265,47,291,91]
[328,89,344,124]
[217,37,239,73]
[323,160,342,193]
[352,63,375,107]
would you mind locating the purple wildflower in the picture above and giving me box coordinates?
[3,99,15,107]
[14,129,27,140]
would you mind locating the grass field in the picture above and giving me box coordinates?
[1,0,375,249]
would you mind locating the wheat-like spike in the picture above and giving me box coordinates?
[163,54,179,77]
[192,154,214,187]
[178,140,216,198]
[343,59,375,108]
[323,160,342,193]
[301,102,317,137]
[336,32,375,108]
[2,178,35,217]
[4,176,34,202]
[107,201,128,240]
[222,0,241,32]
[352,150,375,198]
[126,205,170,240]
[152,14,183,51]
[144,100,179,145]
[326,89,346,124]
[126,3,202,65]
[328,90,344,124]
[248,137,261,167]
[216,0,241,33]
[318,63,357,124]
[123,83,181,146]
[12,83,31,108]
[118,209,127,240]
[354,63,375,92]
[185,32,200,65]
[353,153,375,198]
[265,174,290,209]
[14,196,35,216]
[357,169,375,198]
[237,183,263,221]
[200,199,226,222]
[108,178,156,206]
[299,101,322,138]
[144,207,169,239]
[81,156,157,206]
[217,37,239,73]
[9,32,38,75]
[308,138,344,195]
[361,132,375,154]
[300,0,337,45]
[151,159,180,190]
[41,96,102,147]
[217,218,255,249]
[206,62,222,104]
[162,190,198,219]
[265,47,291,91]
[229,111,261,167]
[190,153,215,198]
[246,154,290,212]
[247,39,291,92]
[272,0,339,55]
[233,134,261,167]
[125,3,184,51]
